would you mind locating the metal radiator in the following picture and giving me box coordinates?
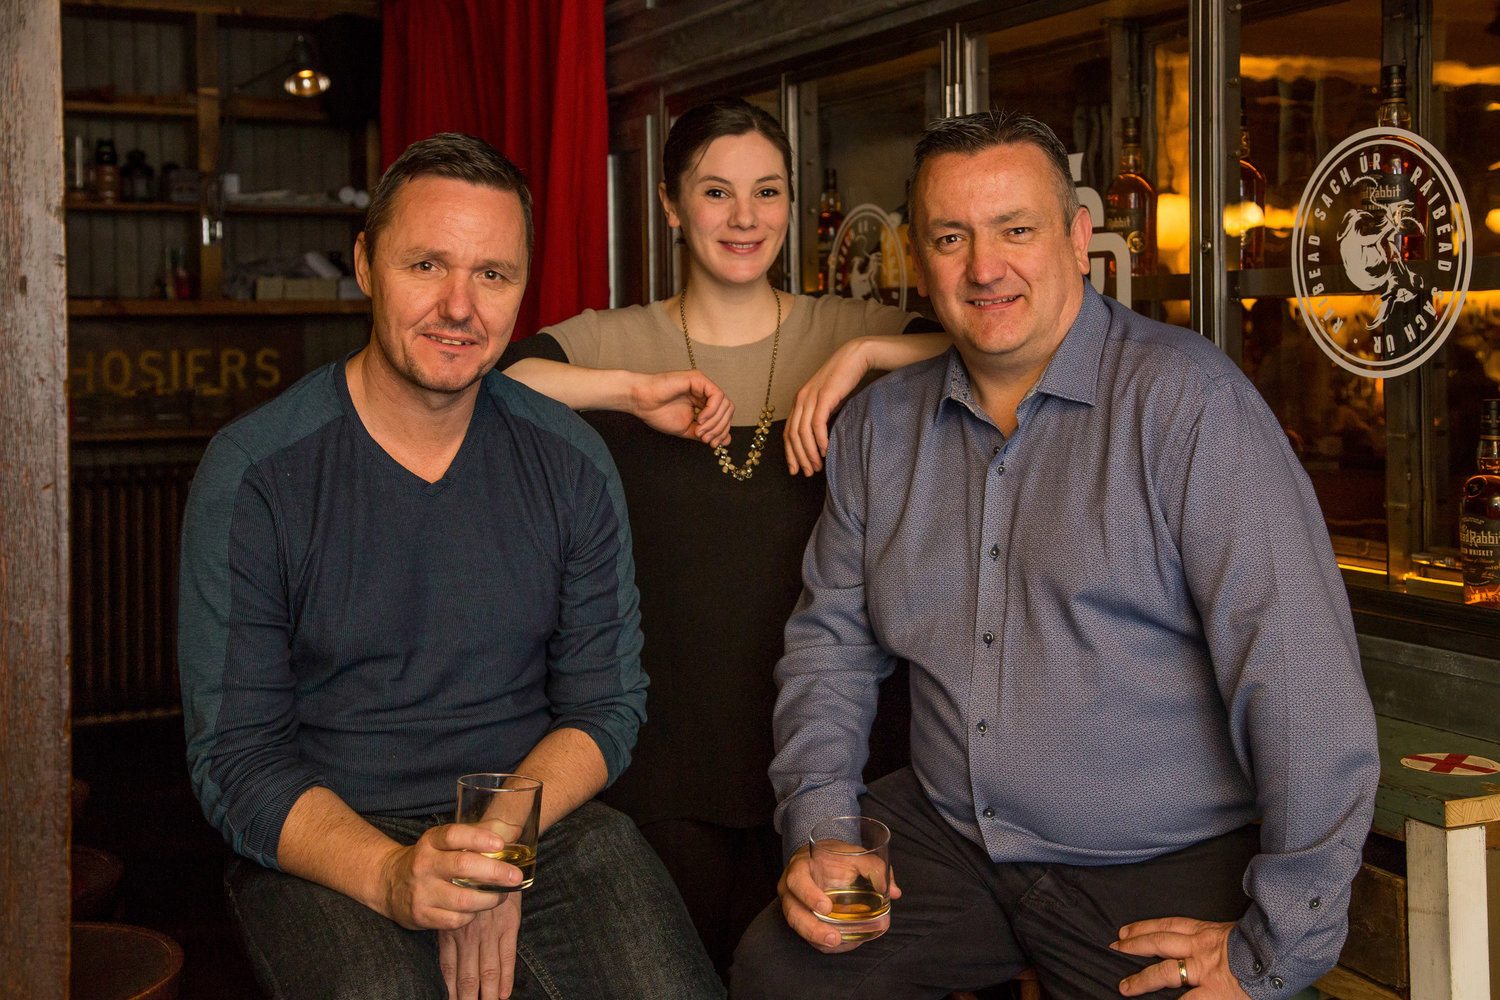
[70,461,197,723]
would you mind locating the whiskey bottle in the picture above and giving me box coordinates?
[1366,64,1425,261]
[816,168,844,295]
[1377,62,1411,130]
[1460,399,1500,608]
[1104,117,1156,277]
[1233,105,1265,270]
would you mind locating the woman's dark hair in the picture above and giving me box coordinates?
[662,98,794,202]
[363,132,533,262]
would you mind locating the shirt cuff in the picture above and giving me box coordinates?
[1228,908,1331,1000]
[776,784,863,866]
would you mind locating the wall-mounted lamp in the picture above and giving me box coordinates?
[206,35,333,248]
[234,34,331,98]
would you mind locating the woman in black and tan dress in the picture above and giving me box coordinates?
[500,98,946,975]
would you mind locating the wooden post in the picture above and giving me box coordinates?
[0,0,71,998]
[196,10,223,300]
[1405,819,1491,1000]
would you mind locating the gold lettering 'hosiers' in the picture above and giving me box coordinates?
[1291,127,1472,380]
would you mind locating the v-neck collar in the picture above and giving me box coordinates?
[335,357,484,496]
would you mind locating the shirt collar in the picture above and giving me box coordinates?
[937,280,1110,423]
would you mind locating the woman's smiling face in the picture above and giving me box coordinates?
[661,131,791,290]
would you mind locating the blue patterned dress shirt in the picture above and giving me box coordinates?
[769,282,1379,998]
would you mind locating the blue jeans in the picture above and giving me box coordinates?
[226,800,724,1000]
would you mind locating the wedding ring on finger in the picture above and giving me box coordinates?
[1178,959,1189,988]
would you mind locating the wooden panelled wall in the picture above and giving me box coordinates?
[1,2,70,997]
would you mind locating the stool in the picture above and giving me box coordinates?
[71,922,184,1000]
[950,967,1042,1000]
[71,846,125,920]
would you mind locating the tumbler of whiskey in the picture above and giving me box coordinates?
[808,816,892,943]
[453,773,543,891]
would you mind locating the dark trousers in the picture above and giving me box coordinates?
[225,801,725,1000]
[730,767,1257,1000]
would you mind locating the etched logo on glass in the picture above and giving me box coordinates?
[1292,128,1472,379]
[830,205,908,311]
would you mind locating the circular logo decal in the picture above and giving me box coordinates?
[830,204,907,311]
[1291,128,1472,379]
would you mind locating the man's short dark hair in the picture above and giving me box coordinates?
[909,110,1081,226]
[362,132,534,262]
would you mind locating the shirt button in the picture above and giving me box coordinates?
[982,807,995,819]
[1310,898,1321,909]
[996,464,1005,476]
[1252,962,1263,975]
[1270,977,1284,989]
[992,446,1001,456]
[982,631,994,645]
[989,544,999,560]
[976,720,988,734]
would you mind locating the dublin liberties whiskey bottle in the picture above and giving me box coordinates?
[816,168,844,294]
[1460,399,1500,608]
[1105,116,1156,277]
[1233,105,1265,270]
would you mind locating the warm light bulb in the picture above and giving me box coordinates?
[1487,207,1500,235]
[284,69,331,98]
[1223,201,1265,238]
[1157,192,1191,252]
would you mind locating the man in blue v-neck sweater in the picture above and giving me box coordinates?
[178,133,724,1000]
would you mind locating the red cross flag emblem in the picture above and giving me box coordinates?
[1399,752,1500,776]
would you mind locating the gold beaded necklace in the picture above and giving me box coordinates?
[678,285,781,481]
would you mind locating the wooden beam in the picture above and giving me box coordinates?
[63,0,380,18]
[1315,965,1406,1000]
[1405,819,1490,1000]
[196,9,222,299]
[0,1,71,998]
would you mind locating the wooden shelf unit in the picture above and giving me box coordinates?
[68,297,369,317]
[63,2,380,305]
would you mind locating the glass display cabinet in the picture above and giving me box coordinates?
[607,0,1500,628]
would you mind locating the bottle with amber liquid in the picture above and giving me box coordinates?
[816,168,843,294]
[1104,117,1156,277]
[92,138,120,203]
[1460,399,1500,608]
[1367,64,1425,261]
[1232,106,1265,270]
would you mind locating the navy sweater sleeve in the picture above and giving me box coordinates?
[179,418,332,869]
[486,375,649,783]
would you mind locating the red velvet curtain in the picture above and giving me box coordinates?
[380,0,609,338]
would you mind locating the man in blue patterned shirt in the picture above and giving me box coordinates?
[732,111,1378,1000]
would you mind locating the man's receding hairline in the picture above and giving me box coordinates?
[910,141,1079,235]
